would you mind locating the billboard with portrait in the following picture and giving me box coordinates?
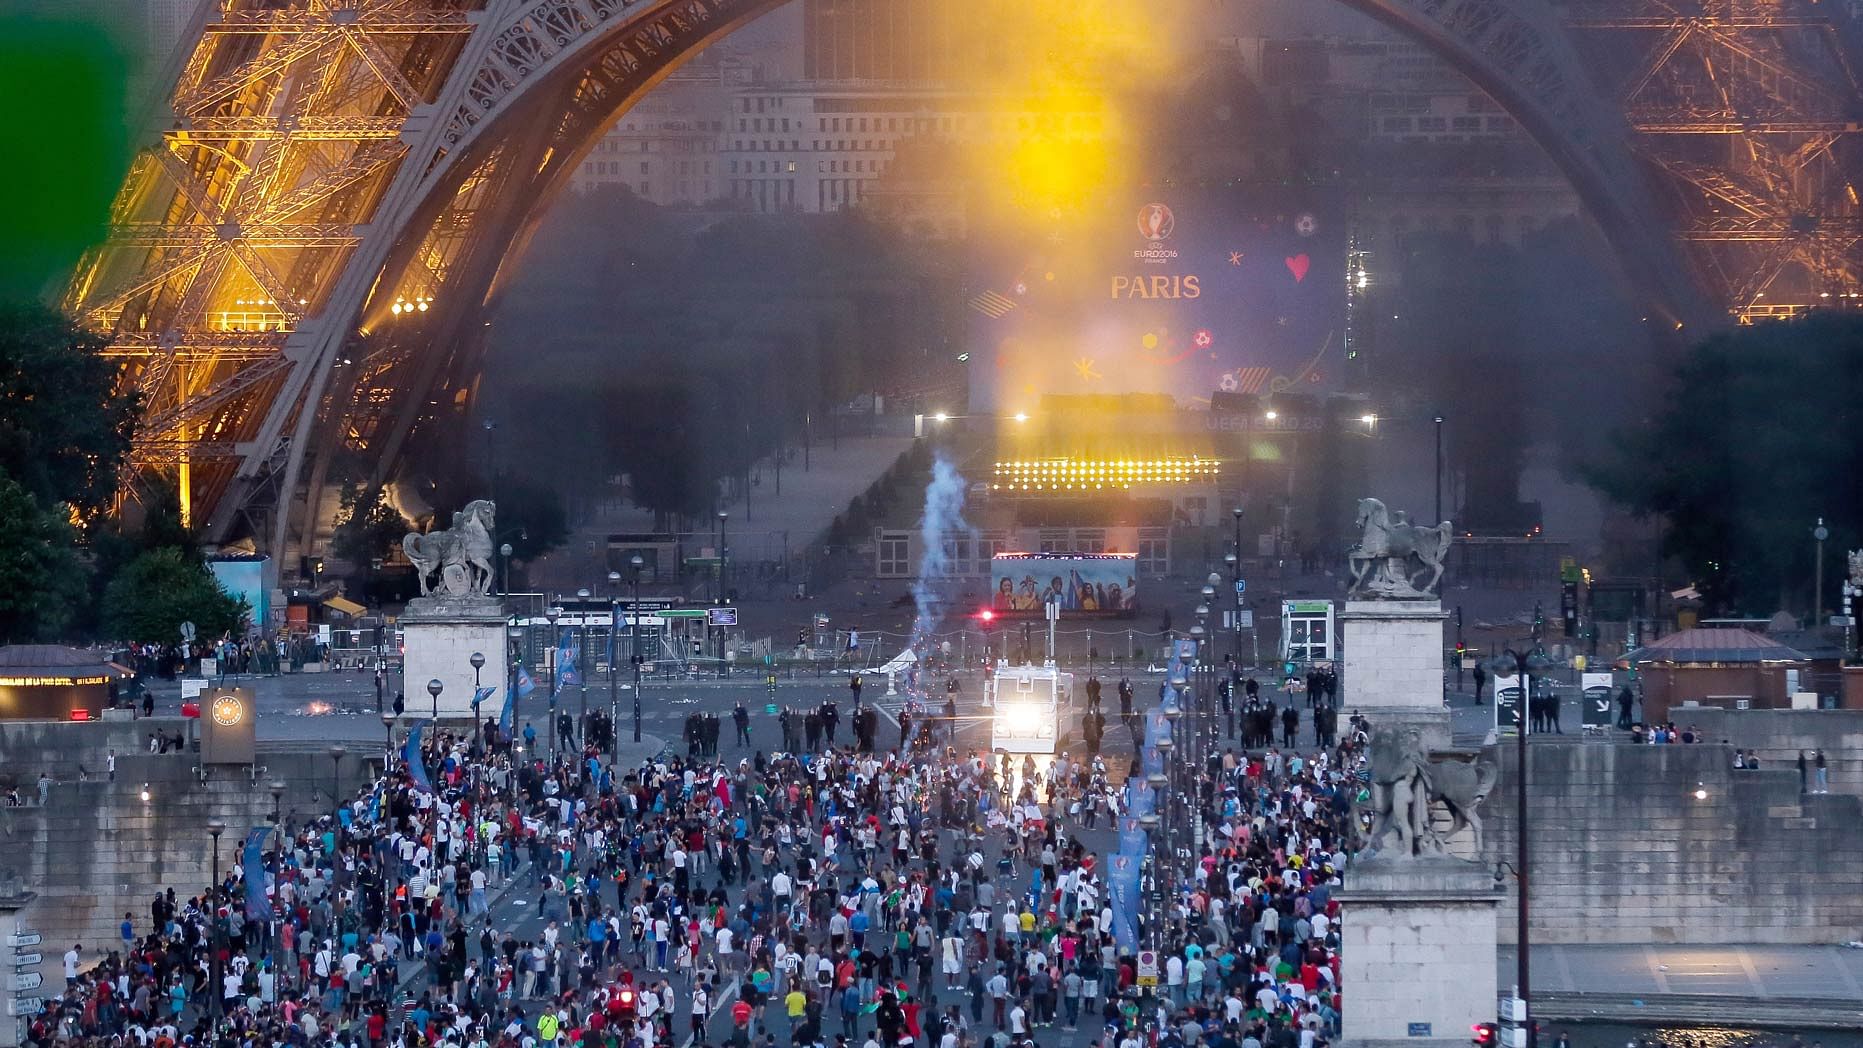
[990,553,1139,618]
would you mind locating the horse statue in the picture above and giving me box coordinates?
[403,500,498,597]
[1347,497,1453,598]
[1360,725,1498,857]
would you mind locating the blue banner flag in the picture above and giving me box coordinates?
[405,719,436,795]
[1107,853,1142,951]
[241,826,270,920]
[555,628,580,690]
[472,685,496,713]
[500,682,518,735]
[1117,815,1148,858]
[516,666,536,696]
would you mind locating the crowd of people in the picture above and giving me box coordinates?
[29,677,1368,1048]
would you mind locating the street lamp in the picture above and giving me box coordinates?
[546,605,561,758]
[426,677,443,721]
[1433,415,1446,524]
[499,542,513,595]
[1814,518,1830,621]
[716,511,730,605]
[630,553,645,743]
[608,571,623,753]
[381,710,397,766]
[328,745,346,807]
[269,779,286,824]
[206,818,226,1030]
[1494,645,1552,1044]
[469,651,486,745]
[575,588,592,745]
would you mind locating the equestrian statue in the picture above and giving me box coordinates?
[1347,497,1453,598]
[403,500,498,597]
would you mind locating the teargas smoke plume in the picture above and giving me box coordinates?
[910,454,974,669]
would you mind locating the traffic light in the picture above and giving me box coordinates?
[977,608,996,628]
[1455,642,1466,658]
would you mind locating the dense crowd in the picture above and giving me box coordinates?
[29,684,1366,1048]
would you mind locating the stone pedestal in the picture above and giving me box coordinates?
[1341,599,1450,747]
[401,594,508,723]
[1337,855,1502,1048]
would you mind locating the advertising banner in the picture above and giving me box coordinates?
[1107,853,1143,952]
[990,553,1138,617]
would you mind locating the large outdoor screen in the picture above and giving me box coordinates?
[990,553,1140,618]
[968,184,1345,409]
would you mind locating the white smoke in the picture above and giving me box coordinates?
[909,453,972,684]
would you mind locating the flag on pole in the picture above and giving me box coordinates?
[472,685,496,714]
[241,826,270,920]
[405,719,435,795]
[516,666,536,696]
[555,628,580,690]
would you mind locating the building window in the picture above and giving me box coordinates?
[787,161,797,173]
[1039,529,1069,554]
[640,162,649,174]
[942,536,974,576]
[1381,117,1412,133]
[638,181,649,194]
[877,531,911,577]
[1136,536,1169,576]
[1074,530,1106,554]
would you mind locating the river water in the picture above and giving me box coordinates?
[1559,1024,1863,1048]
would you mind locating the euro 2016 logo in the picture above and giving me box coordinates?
[1138,203,1175,242]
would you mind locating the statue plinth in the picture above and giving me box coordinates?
[1340,598,1452,750]
[401,594,508,723]
[1336,853,1502,1048]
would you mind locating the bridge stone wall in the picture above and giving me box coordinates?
[1680,707,1863,798]
[1479,739,1863,944]
[0,726,381,988]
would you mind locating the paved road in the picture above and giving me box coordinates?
[1503,944,1863,1000]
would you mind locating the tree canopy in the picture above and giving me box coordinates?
[1588,313,1863,615]
[0,473,89,642]
[0,302,138,521]
[100,547,248,644]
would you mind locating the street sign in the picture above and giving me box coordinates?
[10,954,39,967]
[5,934,38,948]
[1581,672,1614,727]
[1234,579,1246,596]
[763,704,778,715]
[179,620,197,642]
[11,972,40,991]
[6,998,41,1017]
[1238,610,1254,629]
[707,607,739,627]
[1408,1023,1433,1038]
[1135,950,1159,987]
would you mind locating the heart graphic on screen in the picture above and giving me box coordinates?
[1285,254,1310,283]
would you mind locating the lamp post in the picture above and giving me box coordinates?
[576,587,592,746]
[426,677,443,722]
[546,605,560,759]
[499,542,513,595]
[268,780,285,825]
[716,510,730,606]
[1496,646,1548,1045]
[630,554,645,742]
[1155,705,1179,925]
[380,710,397,768]
[608,570,622,753]
[1433,414,1446,524]
[1814,518,1829,622]
[470,651,486,749]
[327,745,346,808]
[206,818,226,1030]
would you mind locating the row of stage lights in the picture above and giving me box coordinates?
[991,457,1221,491]
[390,295,433,315]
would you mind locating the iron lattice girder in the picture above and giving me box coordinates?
[1564,0,1833,29]
[102,332,287,361]
[176,117,409,141]
[105,223,362,248]
[1684,216,1863,240]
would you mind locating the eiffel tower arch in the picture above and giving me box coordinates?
[64,0,1862,571]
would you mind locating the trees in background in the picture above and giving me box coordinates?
[1588,314,1863,615]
